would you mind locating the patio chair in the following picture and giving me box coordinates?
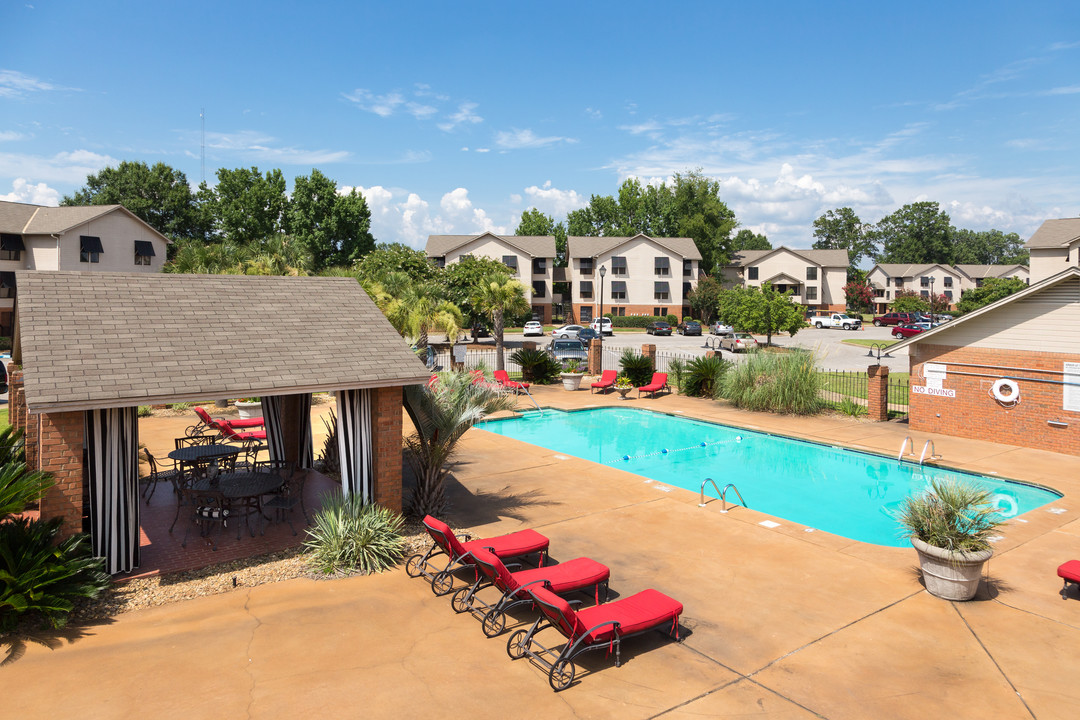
[1058,560,1080,599]
[141,448,181,504]
[590,370,617,394]
[405,515,550,596]
[187,406,265,437]
[637,372,670,399]
[178,483,234,551]
[508,585,683,691]
[493,370,530,394]
[175,435,215,449]
[168,456,236,533]
[259,461,308,535]
[452,547,610,638]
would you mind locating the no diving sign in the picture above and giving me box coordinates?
[913,385,956,398]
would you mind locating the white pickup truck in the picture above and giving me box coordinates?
[809,312,862,330]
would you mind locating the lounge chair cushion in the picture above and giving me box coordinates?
[1058,560,1080,584]
[591,370,617,389]
[423,516,549,560]
[473,548,607,595]
[532,586,682,642]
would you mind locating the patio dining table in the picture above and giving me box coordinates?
[190,470,286,536]
[167,443,242,464]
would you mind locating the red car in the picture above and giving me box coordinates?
[873,312,922,327]
[891,322,934,339]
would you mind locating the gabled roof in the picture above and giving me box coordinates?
[0,200,172,244]
[567,234,702,261]
[761,271,802,286]
[730,247,849,268]
[870,263,953,277]
[886,266,1080,353]
[953,264,1028,279]
[1026,218,1080,249]
[425,233,556,259]
[14,272,430,413]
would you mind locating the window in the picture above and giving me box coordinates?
[894,278,903,288]
[683,281,693,296]
[459,253,473,261]
[0,234,24,261]
[683,259,693,277]
[944,290,953,300]
[874,288,885,298]
[432,257,445,268]
[617,307,626,316]
[975,278,984,288]
[653,307,663,316]
[611,256,627,275]
[654,257,670,276]
[134,240,155,266]
[532,258,546,274]
[747,267,758,280]
[654,281,670,301]
[502,255,518,272]
[531,306,544,320]
[579,258,593,275]
[80,235,103,263]
[806,266,817,281]
[920,290,929,297]
[579,280,593,299]
[805,286,817,301]
[532,280,546,298]
[0,272,14,299]
[920,277,929,287]
[580,306,593,322]
[944,277,953,287]
[611,280,627,300]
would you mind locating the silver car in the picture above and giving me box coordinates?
[551,324,584,339]
[548,338,588,362]
[720,333,759,352]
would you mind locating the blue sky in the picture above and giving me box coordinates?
[2,1,1078,250]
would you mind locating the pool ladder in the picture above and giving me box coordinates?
[898,436,939,465]
[699,478,747,513]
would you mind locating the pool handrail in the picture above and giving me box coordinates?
[699,478,747,513]
[919,439,937,465]
[898,436,914,462]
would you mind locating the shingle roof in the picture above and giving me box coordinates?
[873,263,951,277]
[567,234,702,260]
[953,264,1028,279]
[14,272,431,413]
[730,247,849,268]
[0,200,171,243]
[1026,218,1080,249]
[426,233,556,258]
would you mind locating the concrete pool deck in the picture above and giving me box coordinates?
[4,386,1079,718]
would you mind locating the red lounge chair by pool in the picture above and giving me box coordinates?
[452,547,610,637]
[1058,560,1080,599]
[637,372,669,399]
[493,370,530,394]
[509,585,683,691]
[590,370,617,394]
[406,515,549,596]
[190,406,265,436]
[217,422,268,444]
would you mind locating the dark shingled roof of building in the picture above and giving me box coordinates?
[14,272,431,413]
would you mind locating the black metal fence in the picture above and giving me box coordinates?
[818,368,909,419]
[428,347,522,377]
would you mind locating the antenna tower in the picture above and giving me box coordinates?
[200,108,206,184]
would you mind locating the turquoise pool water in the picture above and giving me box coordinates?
[477,407,1061,547]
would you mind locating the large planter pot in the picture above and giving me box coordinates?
[911,537,993,601]
[615,386,633,400]
[235,401,263,420]
[561,373,585,391]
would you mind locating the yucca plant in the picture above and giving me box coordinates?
[835,397,867,417]
[304,494,405,574]
[719,350,824,415]
[682,356,729,398]
[619,349,654,387]
[510,348,561,383]
[667,358,686,393]
[894,480,1004,554]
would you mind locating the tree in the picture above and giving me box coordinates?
[843,277,875,314]
[951,228,1029,266]
[354,243,439,287]
[717,284,805,346]
[687,275,724,323]
[873,202,953,265]
[669,170,738,274]
[403,279,463,350]
[63,160,206,241]
[733,229,771,251]
[472,275,530,372]
[891,289,930,313]
[288,169,374,270]
[443,255,511,324]
[516,208,568,265]
[812,207,873,269]
[208,167,289,244]
[955,277,1027,314]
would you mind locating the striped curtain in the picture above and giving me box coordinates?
[85,407,140,575]
[297,393,314,469]
[262,395,286,463]
[335,389,373,501]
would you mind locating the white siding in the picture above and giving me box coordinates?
[57,212,168,272]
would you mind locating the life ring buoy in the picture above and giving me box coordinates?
[991,493,1019,518]
[991,378,1020,403]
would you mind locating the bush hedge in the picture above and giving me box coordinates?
[602,314,667,329]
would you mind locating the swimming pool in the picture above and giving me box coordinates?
[478,407,1062,547]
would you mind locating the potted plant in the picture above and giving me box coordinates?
[894,479,1004,601]
[614,375,634,400]
[560,359,586,391]
[235,397,262,420]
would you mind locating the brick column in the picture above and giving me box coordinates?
[370,385,404,514]
[280,394,303,466]
[522,341,537,351]
[706,351,720,360]
[867,364,890,422]
[37,410,86,538]
[588,340,603,375]
[641,344,657,371]
[8,364,26,436]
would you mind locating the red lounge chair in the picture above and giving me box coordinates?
[452,547,610,637]
[637,372,670,398]
[190,406,265,436]
[590,370,617,393]
[406,515,549,596]
[217,422,267,444]
[509,585,683,691]
[493,370,530,394]
[1058,560,1080,599]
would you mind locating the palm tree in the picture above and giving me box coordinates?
[403,370,516,517]
[403,280,463,350]
[473,275,530,371]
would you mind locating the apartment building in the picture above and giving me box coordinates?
[721,247,850,311]
[564,234,701,322]
[867,263,1029,313]
[1026,218,1080,283]
[0,200,171,336]
[425,232,557,322]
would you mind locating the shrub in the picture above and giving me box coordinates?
[0,336,11,351]
[619,349,654,386]
[169,402,192,411]
[665,314,678,325]
[667,358,686,393]
[0,431,50,517]
[894,479,1004,553]
[304,494,405,574]
[834,397,867,417]
[683,355,729,398]
[605,314,664,329]
[137,406,153,418]
[510,348,561,384]
[319,409,339,475]
[719,350,824,415]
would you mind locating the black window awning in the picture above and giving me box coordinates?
[611,280,627,293]
[502,255,518,269]
[81,235,104,253]
[134,240,156,257]
[0,272,15,289]
[0,234,25,251]
[654,257,670,269]
[610,256,627,269]
[655,281,670,293]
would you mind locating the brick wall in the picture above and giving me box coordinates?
[370,385,404,513]
[909,343,1080,456]
[36,410,86,537]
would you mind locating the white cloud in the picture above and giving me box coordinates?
[585,107,602,120]
[0,177,60,205]
[0,69,72,98]
[0,148,117,185]
[475,148,490,153]
[523,181,588,217]
[494,128,575,150]
[342,185,507,248]
[0,130,24,142]
[437,103,483,132]
[342,89,405,117]
[204,130,348,164]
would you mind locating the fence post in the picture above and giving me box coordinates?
[522,341,537,351]
[588,340,603,375]
[867,364,889,422]
[705,350,719,360]
[641,344,657,371]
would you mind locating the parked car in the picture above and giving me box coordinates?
[891,322,935,339]
[677,320,702,336]
[551,324,584,339]
[523,320,544,337]
[548,338,588,362]
[590,317,614,336]
[576,327,599,345]
[932,314,954,323]
[810,313,862,330]
[872,312,921,327]
[646,321,672,336]
[0,361,6,395]
[720,333,759,352]
[470,322,491,339]
[711,321,733,335]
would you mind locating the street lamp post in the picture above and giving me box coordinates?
[928,275,936,320]
[598,264,607,352]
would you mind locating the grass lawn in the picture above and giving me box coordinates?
[817,370,910,406]
[0,407,8,430]
[841,338,898,348]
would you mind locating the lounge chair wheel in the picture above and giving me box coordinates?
[431,570,454,596]
[481,608,506,637]
[506,629,530,660]
[450,587,473,613]
[405,554,425,578]
[549,659,576,691]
